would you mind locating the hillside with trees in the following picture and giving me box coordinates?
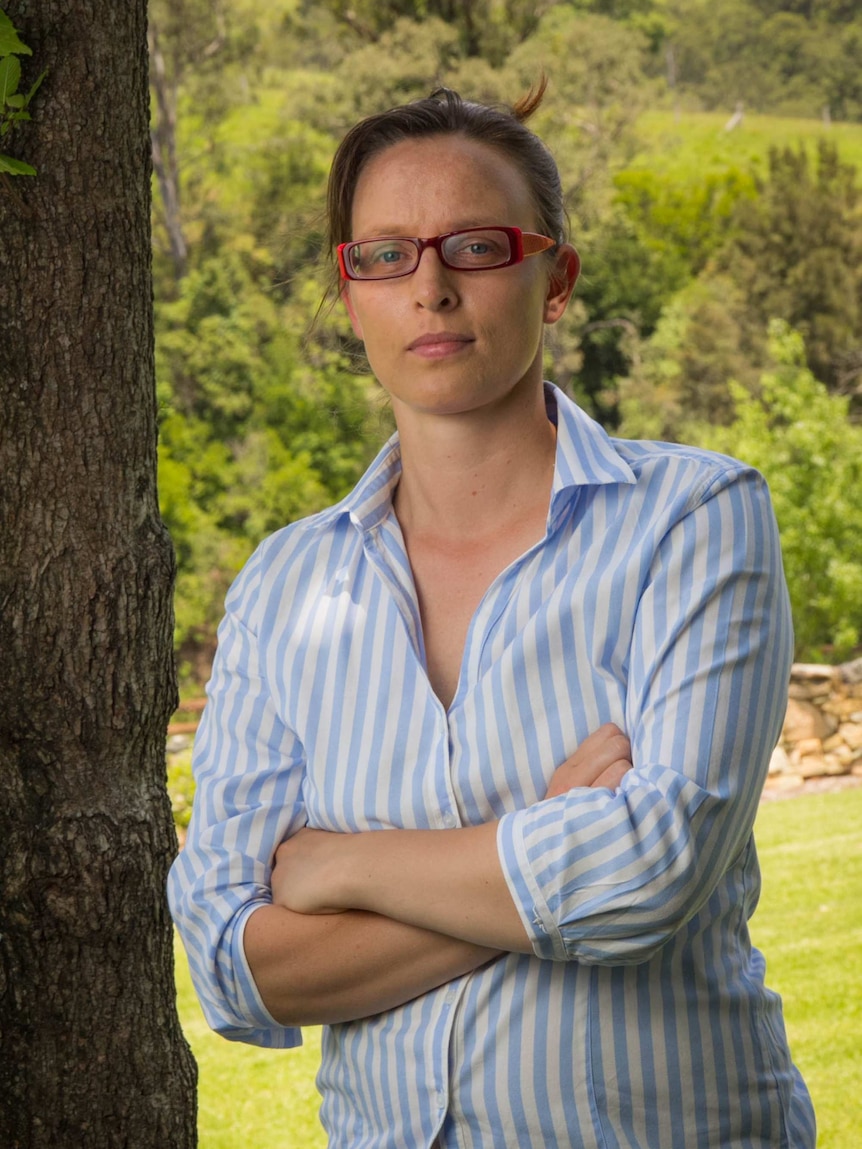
[147,0,862,677]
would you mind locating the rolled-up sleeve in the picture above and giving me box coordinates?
[497,467,793,963]
[168,544,306,1047]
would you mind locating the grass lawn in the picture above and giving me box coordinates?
[750,787,862,1148]
[629,108,862,181]
[175,786,862,1147]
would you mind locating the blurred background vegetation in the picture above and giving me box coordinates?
[148,0,862,686]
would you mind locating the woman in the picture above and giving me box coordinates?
[169,85,816,1148]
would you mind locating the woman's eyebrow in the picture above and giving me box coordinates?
[352,219,503,238]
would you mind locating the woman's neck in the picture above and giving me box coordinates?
[392,384,557,545]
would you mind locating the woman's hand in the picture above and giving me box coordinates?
[543,723,632,800]
[270,826,349,916]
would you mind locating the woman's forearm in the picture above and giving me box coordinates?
[272,821,532,951]
[336,822,533,951]
[243,902,500,1027]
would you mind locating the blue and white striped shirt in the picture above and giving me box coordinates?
[169,384,815,1148]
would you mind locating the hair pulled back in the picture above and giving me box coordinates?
[326,81,567,258]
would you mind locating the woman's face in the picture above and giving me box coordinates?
[341,134,578,423]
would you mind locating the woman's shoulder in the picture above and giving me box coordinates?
[612,434,752,476]
[248,500,356,583]
[262,499,352,554]
[613,434,764,495]
[601,435,778,535]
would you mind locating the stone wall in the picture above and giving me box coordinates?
[767,658,862,793]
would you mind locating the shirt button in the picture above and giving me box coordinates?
[436,1089,446,1109]
[442,811,457,828]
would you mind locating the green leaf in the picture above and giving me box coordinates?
[6,92,24,107]
[0,9,32,57]
[0,54,21,103]
[0,151,36,175]
[25,68,47,104]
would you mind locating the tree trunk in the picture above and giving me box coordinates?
[0,2,197,1146]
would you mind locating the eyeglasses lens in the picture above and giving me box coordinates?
[441,229,513,270]
[348,239,418,279]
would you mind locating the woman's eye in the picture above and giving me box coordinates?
[366,243,411,264]
[448,233,508,264]
[360,248,401,267]
[455,241,491,256]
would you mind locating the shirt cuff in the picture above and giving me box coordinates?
[497,810,569,962]
[228,902,304,1048]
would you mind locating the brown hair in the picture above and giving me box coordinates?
[326,80,567,262]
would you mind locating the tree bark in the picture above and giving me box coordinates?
[0,2,197,1146]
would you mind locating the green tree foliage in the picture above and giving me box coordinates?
[309,0,548,62]
[694,322,862,660]
[667,0,862,117]
[615,139,862,438]
[717,140,862,395]
[616,274,763,438]
[325,17,464,118]
[613,164,755,280]
[574,164,756,416]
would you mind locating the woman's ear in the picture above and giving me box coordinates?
[341,282,364,340]
[543,245,580,325]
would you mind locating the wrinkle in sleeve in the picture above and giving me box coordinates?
[497,468,793,964]
[167,546,307,1047]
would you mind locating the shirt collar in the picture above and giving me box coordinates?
[546,381,636,500]
[341,383,636,535]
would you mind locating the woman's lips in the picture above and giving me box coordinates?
[407,332,474,359]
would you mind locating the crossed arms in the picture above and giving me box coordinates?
[245,724,631,1026]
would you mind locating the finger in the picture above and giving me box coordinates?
[590,761,631,791]
[585,734,631,774]
[542,724,632,799]
[556,734,631,785]
[544,756,631,799]
[543,775,572,800]
[590,724,630,753]
[579,722,626,747]
[543,763,625,800]
[571,724,630,760]
[592,721,626,738]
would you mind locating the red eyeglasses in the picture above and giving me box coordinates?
[337,226,556,281]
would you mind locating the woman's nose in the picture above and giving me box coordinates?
[411,247,460,310]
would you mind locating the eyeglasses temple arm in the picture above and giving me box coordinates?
[521,233,557,256]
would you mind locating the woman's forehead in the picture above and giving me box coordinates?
[351,135,537,236]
